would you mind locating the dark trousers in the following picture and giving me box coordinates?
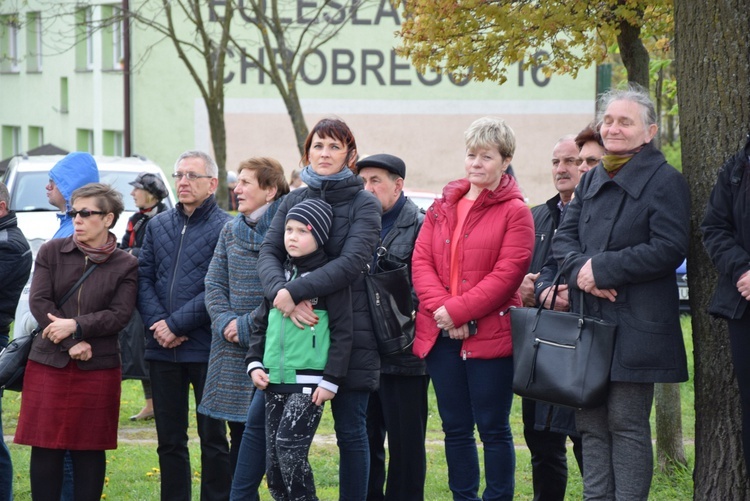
[150,361,231,501]
[522,399,583,501]
[366,374,429,501]
[728,308,750,469]
[523,426,583,501]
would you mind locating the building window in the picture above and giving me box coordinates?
[60,77,69,113]
[100,6,124,71]
[26,12,42,72]
[2,125,22,158]
[28,126,44,149]
[75,7,94,71]
[77,129,94,153]
[0,14,20,73]
[103,130,123,156]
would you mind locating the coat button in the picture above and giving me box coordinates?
[584,214,591,222]
[581,244,587,252]
[445,239,450,244]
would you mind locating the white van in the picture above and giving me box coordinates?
[2,154,175,339]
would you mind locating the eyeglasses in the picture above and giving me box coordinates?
[66,209,107,218]
[172,172,212,181]
[575,157,601,167]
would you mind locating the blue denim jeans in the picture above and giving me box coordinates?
[331,389,370,501]
[426,337,515,501]
[230,389,265,501]
[0,391,12,501]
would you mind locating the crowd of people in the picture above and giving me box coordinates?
[0,83,745,501]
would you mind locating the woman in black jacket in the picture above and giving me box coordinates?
[258,117,381,500]
[120,172,169,421]
[702,135,750,470]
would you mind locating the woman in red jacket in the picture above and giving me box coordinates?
[412,117,534,501]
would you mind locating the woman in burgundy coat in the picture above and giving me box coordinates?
[15,183,138,501]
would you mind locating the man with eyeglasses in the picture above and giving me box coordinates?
[137,151,232,501]
[517,135,583,501]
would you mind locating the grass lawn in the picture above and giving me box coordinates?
[3,316,695,499]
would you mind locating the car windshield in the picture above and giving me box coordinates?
[11,170,145,212]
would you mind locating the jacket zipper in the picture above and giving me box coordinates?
[280,316,286,383]
[535,338,575,349]
[77,256,89,318]
[167,218,189,316]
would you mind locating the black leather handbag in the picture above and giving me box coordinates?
[0,263,99,392]
[119,309,149,380]
[364,251,416,356]
[510,273,617,409]
[0,330,38,392]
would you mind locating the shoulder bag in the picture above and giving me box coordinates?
[0,263,99,392]
[364,247,416,356]
[510,268,617,409]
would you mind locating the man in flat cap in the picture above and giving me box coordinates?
[357,153,429,501]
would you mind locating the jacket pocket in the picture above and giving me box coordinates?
[616,308,679,370]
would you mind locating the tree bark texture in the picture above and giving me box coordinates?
[674,0,750,498]
[616,15,650,88]
[655,382,686,471]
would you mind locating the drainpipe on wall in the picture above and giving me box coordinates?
[123,0,132,157]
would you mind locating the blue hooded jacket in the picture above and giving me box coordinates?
[49,152,99,239]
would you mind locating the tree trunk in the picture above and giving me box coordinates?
[655,382,686,472]
[674,0,750,498]
[206,99,228,209]
[616,15,650,88]
[282,82,309,159]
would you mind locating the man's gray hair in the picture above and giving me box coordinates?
[0,182,9,206]
[596,83,657,129]
[174,151,219,178]
[554,134,578,149]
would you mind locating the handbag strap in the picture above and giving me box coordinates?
[537,263,585,322]
[57,263,99,309]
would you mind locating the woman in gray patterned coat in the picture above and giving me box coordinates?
[200,157,289,475]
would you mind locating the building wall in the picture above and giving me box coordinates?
[2,1,597,206]
[0,1,124,159]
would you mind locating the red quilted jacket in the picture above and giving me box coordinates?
[411,175,534,360]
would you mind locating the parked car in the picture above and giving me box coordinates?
[3,154,175,339]
[404,190,439,211]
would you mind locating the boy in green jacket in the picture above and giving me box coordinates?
[246,198,352,500]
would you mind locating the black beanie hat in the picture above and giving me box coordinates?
[286,198,333,249]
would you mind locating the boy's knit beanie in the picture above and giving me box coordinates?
[286,198,333,249]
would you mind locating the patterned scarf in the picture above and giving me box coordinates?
[299,164,354,189]
[127,204,161,248]
[74,232,118,263]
